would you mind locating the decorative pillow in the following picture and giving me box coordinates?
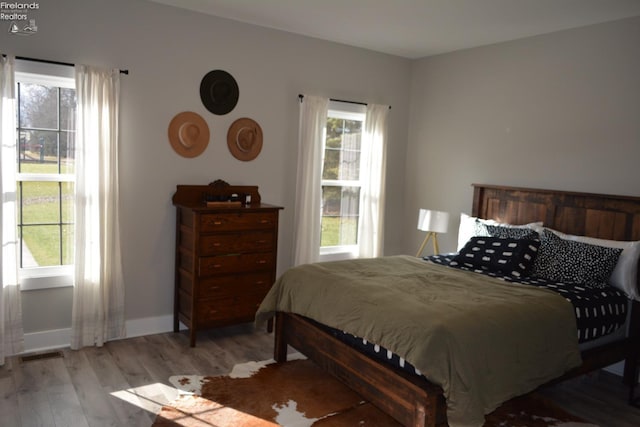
[531,229,623,288]
[540,227,640,300]
[450,236,540,278]
[485,224,540,240]
[456,213,542,251]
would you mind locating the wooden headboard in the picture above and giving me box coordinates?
[471,184,640,384]
[471,184,640,241]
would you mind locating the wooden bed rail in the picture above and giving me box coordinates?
[274,312,447,427]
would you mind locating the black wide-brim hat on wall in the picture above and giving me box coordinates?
[199,70,239,115]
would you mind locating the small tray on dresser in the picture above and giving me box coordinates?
[205,201,243,208]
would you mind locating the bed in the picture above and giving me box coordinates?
[255,184,640,427]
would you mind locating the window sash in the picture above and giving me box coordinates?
[14,68,75,289]
[320,105,366,256]
[17,173,74,182]
[322,178,362,187]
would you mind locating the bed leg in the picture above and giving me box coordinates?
[273,313,288,363]
[414,404,427,427]
[627,355,640,407]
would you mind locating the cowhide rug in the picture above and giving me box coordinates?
[153,355,598,427]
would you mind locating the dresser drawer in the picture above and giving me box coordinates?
[198,272,272,298]
[200,212,278,232]
[199,231,275,255]
[196,293,265,326]
[199,252,275,276]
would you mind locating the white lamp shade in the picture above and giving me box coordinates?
[417,209,449,233]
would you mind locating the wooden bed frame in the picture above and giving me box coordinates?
[272,184,640,427]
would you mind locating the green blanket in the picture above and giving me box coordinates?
[255,255,582,427]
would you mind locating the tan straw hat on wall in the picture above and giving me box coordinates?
[227,117,263,161]
[168,111,210,158]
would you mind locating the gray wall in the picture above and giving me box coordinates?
[2,0,412,334]
[405,16,640,255]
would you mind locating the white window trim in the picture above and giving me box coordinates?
[328,99,366,118]
[20,266,74,291]
[320,244,359,261]
[15,59,75,82]
[14,62,76,291]
[319,102,366,260]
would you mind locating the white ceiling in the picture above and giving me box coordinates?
[149,0,640,58]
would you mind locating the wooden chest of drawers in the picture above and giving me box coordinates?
[173,181,282,346]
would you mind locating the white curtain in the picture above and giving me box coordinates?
[293,95,329,265]
[0,55,24,365]
[71,65,125,349]
[358,104,389,258]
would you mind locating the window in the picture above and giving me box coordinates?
[14,64,76,290]
[295,95,387,265]
[320,102,366,257]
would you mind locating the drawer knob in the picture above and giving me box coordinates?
[257,259,267,264]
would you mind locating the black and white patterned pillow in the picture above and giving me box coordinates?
[450,237,540,278]
[486,224,540,240]
[531,229,622,288]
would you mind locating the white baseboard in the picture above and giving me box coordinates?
[125,314,186,338]
[23,328,72,354]
[21,314,186,354]
[19,323,634,381]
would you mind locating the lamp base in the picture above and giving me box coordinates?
[416,232,440,257]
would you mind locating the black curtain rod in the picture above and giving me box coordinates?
[298,94,391,109]
[2,54,129,75]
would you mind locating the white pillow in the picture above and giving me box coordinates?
[540,227,640,300]
[457,213,543,251]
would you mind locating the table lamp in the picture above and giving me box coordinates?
[416,209,450,257]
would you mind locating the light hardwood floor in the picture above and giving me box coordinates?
[1,323,639,426]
